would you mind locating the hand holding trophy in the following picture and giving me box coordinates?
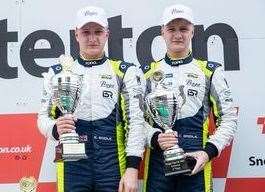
[145,70,195,176]
[52,54,87,162]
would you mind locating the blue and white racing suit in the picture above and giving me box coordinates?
[38,55,145,192]
[141,53,237,192]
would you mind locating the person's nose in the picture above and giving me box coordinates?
[173,30,182,39]
[88,33,96,42]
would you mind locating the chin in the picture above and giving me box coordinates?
[86,50,101,56]
[171,47,185,53]
[175,44,185,49]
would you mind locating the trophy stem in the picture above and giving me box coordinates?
[63,112,73,117]
[163,127,192,176]
[164,128,174,133]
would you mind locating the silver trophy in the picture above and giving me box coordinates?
[52,55,87,162]
[145,70,193,176]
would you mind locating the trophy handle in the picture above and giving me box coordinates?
[164,128,174,133]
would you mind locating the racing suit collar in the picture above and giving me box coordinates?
[77,54,108,67]
[164,52,193,66]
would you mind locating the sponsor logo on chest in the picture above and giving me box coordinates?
[100,80,114,88]
[186,79,200,87]
[186,73,199,79]
[85,61,97,65]
[100,74,112,79]
[171,60,184,65]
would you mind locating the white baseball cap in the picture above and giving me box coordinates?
[162,4,194,25]
[76,6,108,29]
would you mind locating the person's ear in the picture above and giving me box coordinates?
[106,28,110,38]
[75,28,79,42]
[161,25,165,37]
[191,25,194,38]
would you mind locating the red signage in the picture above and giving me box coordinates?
[0,114,46,183]
[257,117,265,134]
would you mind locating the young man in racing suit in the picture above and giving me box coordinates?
[37,6,145,192]
[141,4,238,192]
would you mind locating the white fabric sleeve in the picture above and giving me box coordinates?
[208,67,238,155]
[122,66,145,158]
[37,69,57,141]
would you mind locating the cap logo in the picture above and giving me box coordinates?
[84,10,97,16]
[171,8,184,15]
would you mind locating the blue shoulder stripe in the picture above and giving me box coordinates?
[206,61,221,72]
[119,61,134,74]
[51,64,62,74]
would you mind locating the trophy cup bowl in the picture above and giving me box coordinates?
[51,55,87,162]
[145,73,193,176]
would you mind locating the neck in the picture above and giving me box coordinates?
[167,50,190,59]
[80,52,104,60]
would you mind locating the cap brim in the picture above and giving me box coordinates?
[77,19,107,29]
[163,14,193,25]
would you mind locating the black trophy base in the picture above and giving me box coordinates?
[164,157,192,176]
[54,143,87,162]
